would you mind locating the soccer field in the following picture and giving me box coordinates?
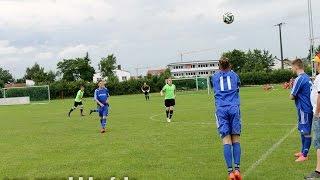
[0,86,316,180]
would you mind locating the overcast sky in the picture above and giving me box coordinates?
[0,0,319,78]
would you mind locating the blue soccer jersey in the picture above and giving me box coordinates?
[291,73,313,114]
[94,87,109,105]
[211,70,240,107]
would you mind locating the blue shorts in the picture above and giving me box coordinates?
[215,105,241,138]
[99,105,109,117]
[297,109,313,135]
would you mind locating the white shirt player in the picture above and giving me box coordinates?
[311,74,320,115]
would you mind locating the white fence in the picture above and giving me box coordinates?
[0,97,30,106]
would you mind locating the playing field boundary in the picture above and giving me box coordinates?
[243,126,296,178]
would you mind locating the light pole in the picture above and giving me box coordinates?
[308,0,316,76]
[275,22,285,70]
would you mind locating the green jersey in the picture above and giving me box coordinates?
[75,90,84,102]
[162,84,176,99]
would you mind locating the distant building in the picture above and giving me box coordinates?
[4,83,26,88]
[113,65,131,82]
[167,60,219,78]
[147,69,166,76]
[272,59,292,70]
[93,65,131,83]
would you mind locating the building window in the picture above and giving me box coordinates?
[122,76,127,81]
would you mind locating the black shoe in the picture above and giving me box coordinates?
[89,110,93,115]
[68,112,71,117]
[305,171,320,179]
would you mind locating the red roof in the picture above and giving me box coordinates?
[4,83,26,88]
[147,69,165,75]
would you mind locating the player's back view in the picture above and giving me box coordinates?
[212,57,242,180]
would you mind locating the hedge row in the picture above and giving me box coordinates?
[48,75,169,99]
[239,69,296,85]
[0,86,49,101]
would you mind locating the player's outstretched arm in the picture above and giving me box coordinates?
[316,93,320,117]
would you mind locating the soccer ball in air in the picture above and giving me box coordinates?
[223,12,234,24]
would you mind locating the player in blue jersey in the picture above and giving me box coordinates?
[212,57,242,180]
[290,59,313,162]
[94,80,110,133]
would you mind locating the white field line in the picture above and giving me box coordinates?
[149,113,296,126]
[243,126,296,178]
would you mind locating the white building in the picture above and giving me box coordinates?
[167,60,219,78]
[93,65,131,83]
[113,69,131,82]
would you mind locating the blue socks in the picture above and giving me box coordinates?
[100,118,107,128]
[301,134,305,153]
[224,143,241,173]
[233,142,241,170]
[223,144,233,173]
[303,136,312,157]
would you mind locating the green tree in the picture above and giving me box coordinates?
[24,63,56,83]
[242,49,274,72]
[99,54,117,78]
[0,67,14,83]
[222,49,247,73]
[46,70,57,83]
[57,52,95,81]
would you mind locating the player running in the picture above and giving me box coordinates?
[212,57,242,180]
[160,78,176,123]
[290,59,313,162]
[68,85,85,117]
[94,80,110,133]
[141,82,150,101]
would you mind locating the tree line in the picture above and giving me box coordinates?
[0,52,119,88]
[0,47,317,97]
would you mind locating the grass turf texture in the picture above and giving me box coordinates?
[0,86,315,180]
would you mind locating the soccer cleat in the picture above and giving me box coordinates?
[228,172,236,180]
[294,152,303,157]
[167,118,171,123]
[295,155,308,162]
[89,110,94,115]
[100,128,106,133]
[304,171,320,179]
[234,170,242,180]
[68,112,71,117]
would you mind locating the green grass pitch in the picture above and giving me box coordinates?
[0,86,316,179]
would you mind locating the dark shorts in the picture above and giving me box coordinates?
[144,91,149,96]
[165,99,175,107]
[74,101,83,107]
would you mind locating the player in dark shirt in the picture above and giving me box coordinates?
[141,82,150,101]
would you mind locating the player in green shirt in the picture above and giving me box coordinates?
[160,78,176,122]
[68,85,85,117]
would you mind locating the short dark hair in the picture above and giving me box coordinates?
[80,84,84,88]
[292,58,304,69]
[219,57,231,70]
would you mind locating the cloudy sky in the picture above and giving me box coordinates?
[0,0,319,78]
